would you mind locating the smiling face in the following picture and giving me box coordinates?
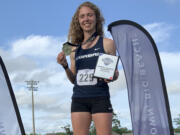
[78,6,96,33]
[68,2,104,44]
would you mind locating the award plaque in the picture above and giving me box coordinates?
[93,53,119,80]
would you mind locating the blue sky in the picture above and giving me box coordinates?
[0,0,180,134]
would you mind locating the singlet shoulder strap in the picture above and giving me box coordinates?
[95,36,104,49]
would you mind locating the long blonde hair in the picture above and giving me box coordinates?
[68,1,104,45]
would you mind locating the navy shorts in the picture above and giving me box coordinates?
[71,97,113,114]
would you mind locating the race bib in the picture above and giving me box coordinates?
[77,69,97,86]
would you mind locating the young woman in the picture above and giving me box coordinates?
[57,2,119,135]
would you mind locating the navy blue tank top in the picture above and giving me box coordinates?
[73,37,109,98]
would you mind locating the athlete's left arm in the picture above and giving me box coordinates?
[103,38,119,82]
[103,38,116,55]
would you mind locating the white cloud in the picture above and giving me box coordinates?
[0,48,10,57]
[15,89,31,106]
[6,56,37,73]
[11,35,66,58]
[105,23,174,45]
[0,35,68,79]
[1,35,69,86]
[167,81,180,93]
[160,52,180,93]
[144,22,174,43]
[160,52,180,71]
[109,69,127,96]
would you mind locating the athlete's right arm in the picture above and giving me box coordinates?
[57,50,76,84]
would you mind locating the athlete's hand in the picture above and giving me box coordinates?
[57,52,68,67]
[103,70,119,83]
[113,70,119,81]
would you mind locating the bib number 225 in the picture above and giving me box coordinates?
[77,69,97,86]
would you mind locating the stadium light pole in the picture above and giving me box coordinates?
[25,80,39,135]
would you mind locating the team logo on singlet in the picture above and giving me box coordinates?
[76,52,100,61]
[102,57,113,65]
